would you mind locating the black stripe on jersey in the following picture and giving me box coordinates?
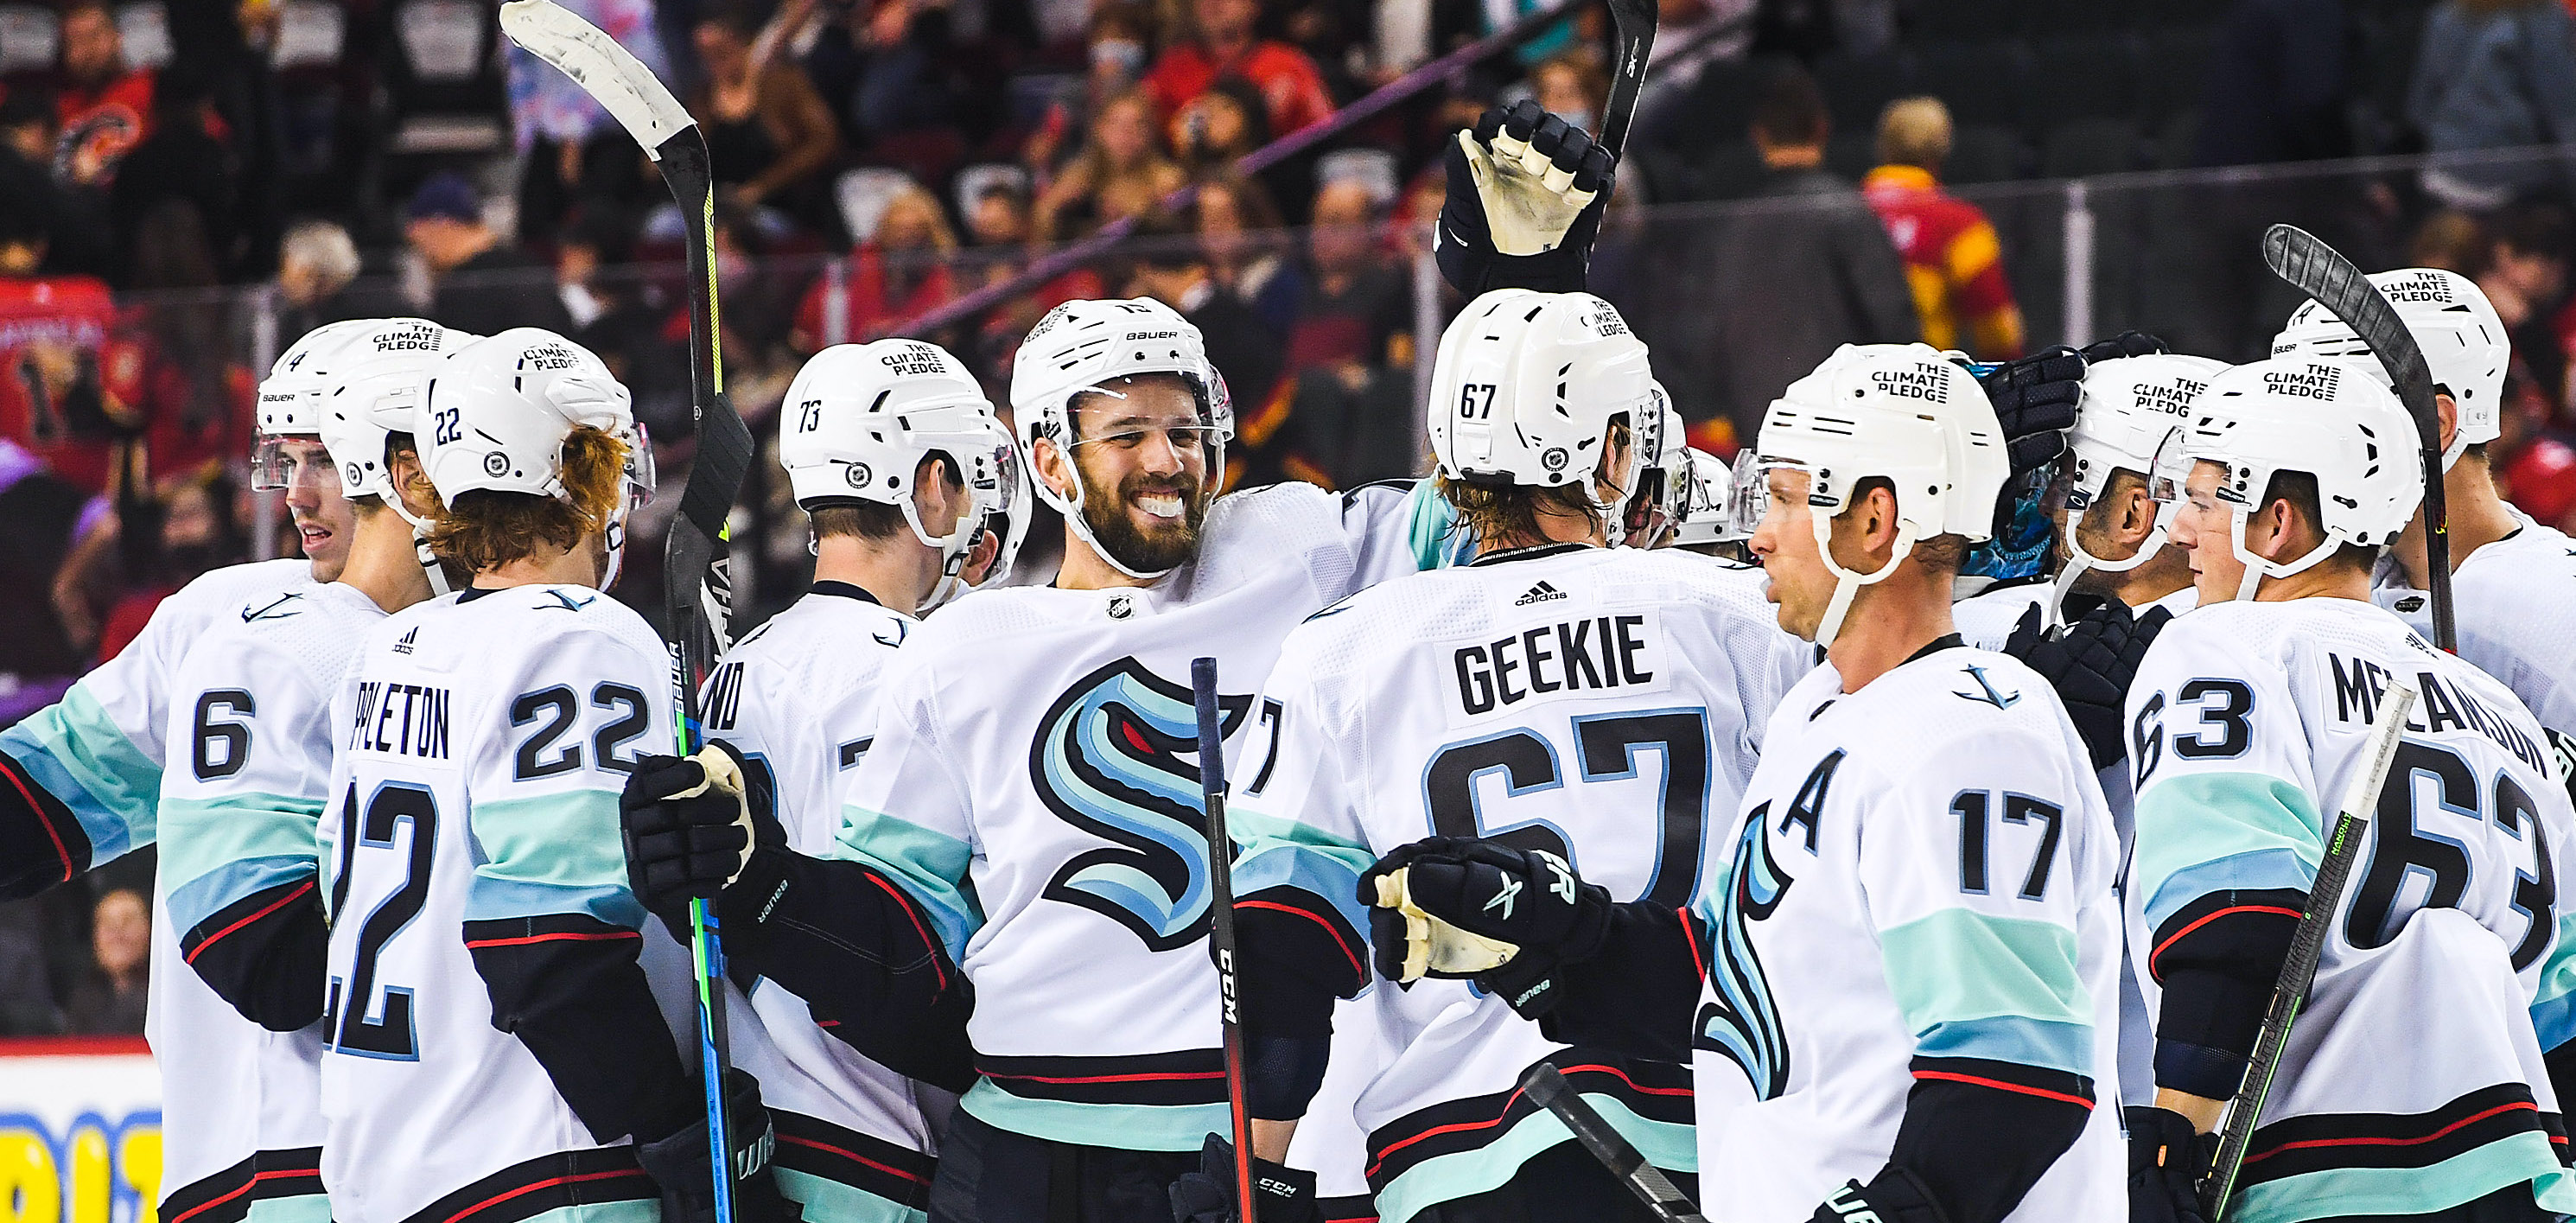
[160,1148,326,1223]
[773,1110,936,1209]
[2145,887,2306,1096]
[2146,888,2311,984]
[1235,884,1368,1037]
[398,1146,656,1223]
[1892,1058,2094,1223]
[464,913,696,1146]
[2237,1083,2560,1187]
[1362,1053,1693,1194]
[975,1049,1231,1108]
[1319,1194,1377,1223]
[0,748,91,901]
[180,872,327,1032]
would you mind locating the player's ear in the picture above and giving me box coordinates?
[1033,436,1078,502]
[2116,481,2159,548]
[2435,392,2458,453]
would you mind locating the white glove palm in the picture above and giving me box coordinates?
[1460,126,1600,257]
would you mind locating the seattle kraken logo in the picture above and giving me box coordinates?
[1953,663,2021,709]
[1695,809,1796,1099]
[1034,659,1249,951]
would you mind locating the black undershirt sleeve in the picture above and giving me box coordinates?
[466,914,697,1143]
[1535,900,1708,1062]
[2144,889,2306,1100]
[180,875,328,1030]
[0,748,93,901]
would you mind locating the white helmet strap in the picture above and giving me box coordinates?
[1811,510,1918,647]
[2046,499,2173,631]
[2226,505,2343,603]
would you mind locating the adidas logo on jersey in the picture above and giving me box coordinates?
[1514,581,1568,607]
[392,627,417,655]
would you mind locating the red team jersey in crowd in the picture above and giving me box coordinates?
[1861,165,2025,360]
[0,276,252,494]
[1143,41,1336,138]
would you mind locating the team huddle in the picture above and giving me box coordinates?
[7,102,2576,1223]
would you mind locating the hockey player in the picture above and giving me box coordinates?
[2124,356,2576,1223]
[618,296,1447,1221]
[1364,342,2129,1223]
[316,328,793,1223]
[2270,268,2576,803]
[1206,289,1810,1223]
[676,339,1025,1219]
[0,319,387,900]
[152,315,464,1223]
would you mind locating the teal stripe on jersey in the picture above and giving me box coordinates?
[467,791,645,926]
[2227,1130,2572,1223]
[2528,910,2576,1049]
[159,793,324,893]
[0,685,162,858]
[2135,773,2323,933]
[1880,908,2092,1073]
[165,854,315,934]
[1230,809,1373,934]
[957,1080,1226,1152]
[245,1189,332,1223]
[776,1168,929,1223]
[830,805,981,962]
[488,1198,663,1223]
[1371,1092,1694,1223]
[1913,1016,2096,1075]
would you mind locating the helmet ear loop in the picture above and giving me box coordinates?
[1810,505,1918,647]
[2226,503,2342,603]
[2049,496,2172,632]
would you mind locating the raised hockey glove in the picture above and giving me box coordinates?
[1971,346,2086,535]
[1168,1133,1322,1223]
[2082,328,2170,363]
[1810,1169,1949,1223]
[2004,598,2173,771]
[2125,1106,2214,1223]
[637,1068,801,1223]
[1359,838,1612,1018]
[1438,99,1614,296]
[621,740,782,922]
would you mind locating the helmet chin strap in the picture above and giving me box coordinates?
[1039,436,1223,583]
[1810,510,1918,648]
[2046,500,2173,632]
[414,532,451,596]
[600,513,627,592]
[2225,506,2341,604]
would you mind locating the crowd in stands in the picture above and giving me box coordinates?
[13,0,2576,1031]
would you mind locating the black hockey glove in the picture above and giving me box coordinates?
[1168,1133,1322,1223]
[1437,99,1615,296]
[1971,346,2086,535]
[1810,1168,1949,1223]
[2082,328,2170,363]
[2125,1106,2214,1223]
[621,741,784,926]
[636,1068,802,1223]
[1358,837,1612,1018]
[2003,599,2173,771]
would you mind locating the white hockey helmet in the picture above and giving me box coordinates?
[1750,342,2007,643]
[419,328,654,583]
[781,339,1028,608]
[315,319,478,516]
[2040,352,2231,620]
[2149,356,2422,602]
[1670,447,1746,549]
[2269,268,2505,468]
[1428,289,1654,537]
[251,318,386,489]
[1008,297,1234,578]
[1619,381,1685,547]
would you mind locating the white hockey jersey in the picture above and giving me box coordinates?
[1233,545,1809,1223]
[1,558,313,876]
[700,582,943,1218]
[2126,597,2576,1222]
[829,481,1422,1153]
[1691,647,2127,1222]
[318,585,734,1223]
[153,580,382,1223]
[2373,509,2576,799]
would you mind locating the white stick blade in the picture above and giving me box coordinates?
[2337,678,2420,827]
[499,0,694,155]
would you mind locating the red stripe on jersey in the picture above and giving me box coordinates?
[1911,1069,2095,1109]
[983,1068,1226,1084]
[2149,904,2305,977]
[866,872,948,992]
[2242,1100,2539,1166]
[167,1176,255,1223]
[1364,1062,1689,1176]
[777,1134,932,1184]
[0,757,72,882]
[1240,899,1362,977]
[1677,907,1706,982]
[437,1169,650,1223]
[461,929,640,949]
[185,880,318,963]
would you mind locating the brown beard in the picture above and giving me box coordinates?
[1078,462,1208,574]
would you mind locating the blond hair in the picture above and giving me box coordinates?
[1877,97,1953,171]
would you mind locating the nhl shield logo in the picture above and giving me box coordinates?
[1541,448,1569,473]
[845,462,874,489]
[1107,594,1135,620]
[483,452,509,476]
[346,462,365,487]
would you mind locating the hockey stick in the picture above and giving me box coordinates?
[2260,225,2456,653]
[1192,656,1259,1223]
[499,5,757,1218]
[1518,1063,1706,1223]
[1596,0,1657,161]
[2200,676,2420,1219]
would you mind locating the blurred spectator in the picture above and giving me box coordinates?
[2480,202,2571,392]
[87,464,249,662]
[965,182,1109,370]
[0,208,122,493]
[1143,0,1337,138]
[0,440,87,725]
[2411,0,2576,208]
[1035,87,1186,239]
[508,0,668,245]
[1193,171,1301,334]
[53,1,157,191]
[793,184,958,349]
[1632,0,1756,153]
[1127,211,1290,486]
[1023,4,1158,183]
[1286,179,1409,374]
[843,0,964,150]
[275,220,367,339]
[60,887,148,1035]
[1171,75,1271,175]
[690,6,843,234]
[1861,98,2025,360]
[2493,369,2576,529]
[111,64,241,283]
[2,87,112,278]
[2193,0,2351,168]
[1632,63,1916,449]
[2409,207,2491,273]
[1530,51,1608,138]
[406,173,573,337]
[124,199,251,483]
